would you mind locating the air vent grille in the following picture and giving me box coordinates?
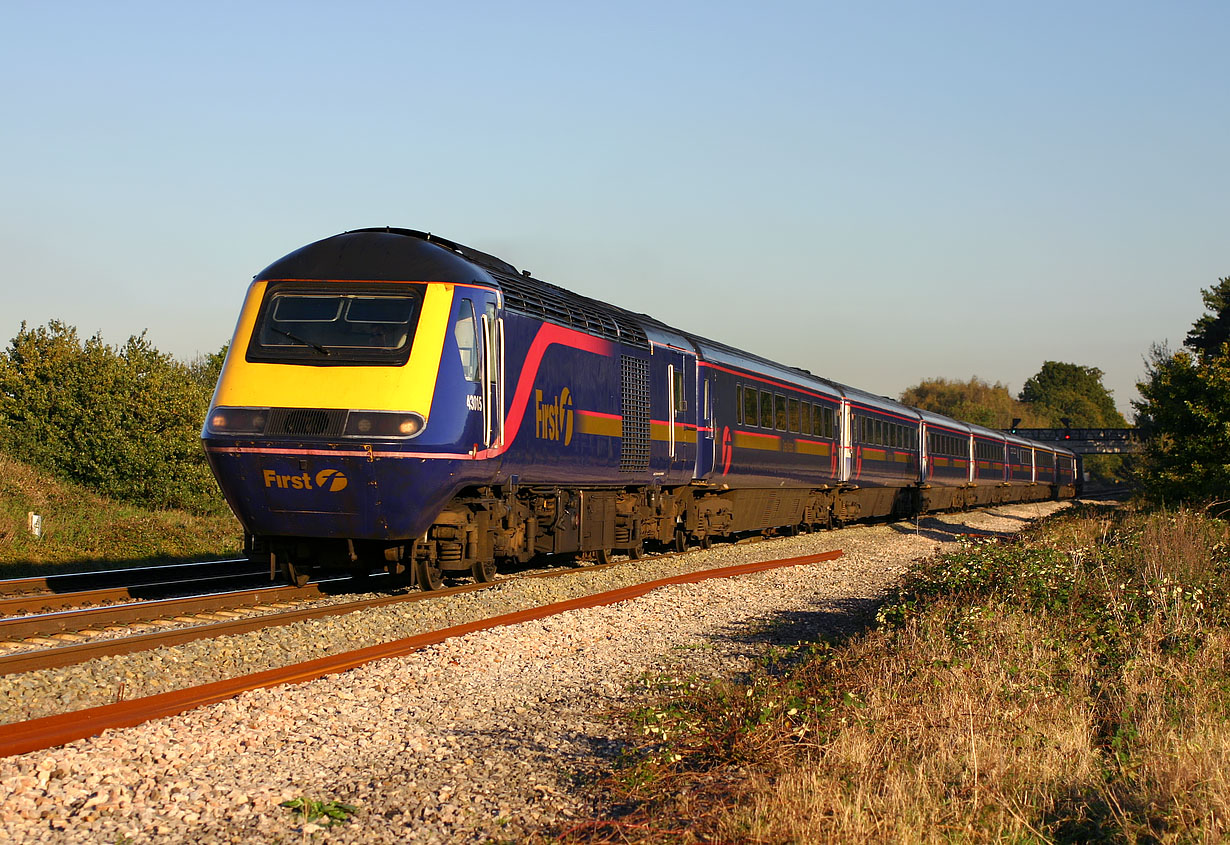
[496,273,649,348]
[620,355,651,473]
[267,408,347,437]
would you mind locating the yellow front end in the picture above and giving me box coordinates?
[210,279,457,415]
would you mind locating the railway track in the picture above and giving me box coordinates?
[0,544,745,676]
[0,549,843,758]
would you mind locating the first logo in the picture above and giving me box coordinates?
[262,468,348,492]
[315,469,348,492]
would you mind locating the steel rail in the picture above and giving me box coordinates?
[0,584,328,641]
[0,571,275,617]
[0,558,253,597]
[0,549,841,758]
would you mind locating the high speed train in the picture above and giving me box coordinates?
[201,228,1078,588]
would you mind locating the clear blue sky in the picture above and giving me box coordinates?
[3,1,1226,417]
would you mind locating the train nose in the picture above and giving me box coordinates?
[205,447,464,541]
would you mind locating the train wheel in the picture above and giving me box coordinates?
[416,559,444,591]
[596,548,612,565]
[471,558,497,583]
[627,541,643,560]
[699,534,711,550]
[674,528,688,552]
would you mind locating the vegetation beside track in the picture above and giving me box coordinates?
[570,504,1230,843]
[0,452,241,576]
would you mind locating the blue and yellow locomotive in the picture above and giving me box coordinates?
[202,228,1078,588]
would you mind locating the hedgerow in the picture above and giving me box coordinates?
[0,321,228,514]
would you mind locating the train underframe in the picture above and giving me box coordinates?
[251,479,1075,589]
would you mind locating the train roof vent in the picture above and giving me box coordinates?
[495,272,649,348]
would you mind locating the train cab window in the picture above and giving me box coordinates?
[759,390,773,428]
[788,398,800,432]
[800,402,811,436]
[775,395,788,431]
[453,298,480,381]
[248,284,424,365]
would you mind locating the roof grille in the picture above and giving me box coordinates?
[495,272,649,349]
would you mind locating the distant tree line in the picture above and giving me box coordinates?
[1134,276,1230,507]
[0,321,229,514]
[900,364,1128,482]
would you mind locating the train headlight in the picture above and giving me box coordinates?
[206,407,269,435]
[343,411,425,438]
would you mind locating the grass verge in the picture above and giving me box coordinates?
[567,504,1230,843]
[0,452,243,575]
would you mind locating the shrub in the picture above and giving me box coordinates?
[0,321,227,514]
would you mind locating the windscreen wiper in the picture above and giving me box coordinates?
[270,326,330,355]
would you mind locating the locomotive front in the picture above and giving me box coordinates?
[202,230,503,583]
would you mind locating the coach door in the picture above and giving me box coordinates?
[663,348,697,481]
[839,398,854,482]
[479,301,505,451]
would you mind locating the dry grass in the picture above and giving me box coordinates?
[0,452,242,574]
[570,505,1230,844]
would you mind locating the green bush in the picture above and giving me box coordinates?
[0,321,228,514]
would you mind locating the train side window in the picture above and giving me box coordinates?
[800,402,811,436]
[744,386,760,428]
[813,405,824,437]
[453,298,480,382]
[775,395,788,431]
[759,391,773,428]
[788,398,800,432]
[673,369,686,412]
[735,385,744,425]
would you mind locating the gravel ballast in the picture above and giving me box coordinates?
[0,501,1066,843]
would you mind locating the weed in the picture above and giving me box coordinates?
[280,796,358,827]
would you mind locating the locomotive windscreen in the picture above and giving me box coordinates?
[245,282,426,365]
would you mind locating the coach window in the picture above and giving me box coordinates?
[757,390,771,428]
[788,398,800,432]
[745,386,759,427]
[735,385,744,425]
[453,298,480,381]
[775,395,788,430]
[800,402,811,436]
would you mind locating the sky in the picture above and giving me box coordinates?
[2,1,1226,417]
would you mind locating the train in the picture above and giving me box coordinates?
[201,228,1079,588]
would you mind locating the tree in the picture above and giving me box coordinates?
[1184,275,1230,359]
[900,377,1046,429]
[0,322,228,513]
[1134,342,1230,506]
[1018,362,1127,428]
